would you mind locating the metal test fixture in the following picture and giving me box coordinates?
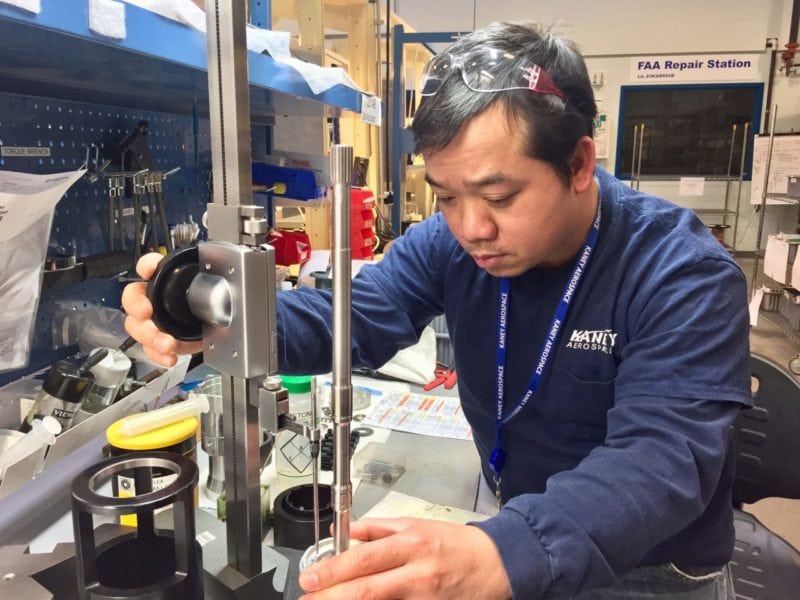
[144,0,356,595]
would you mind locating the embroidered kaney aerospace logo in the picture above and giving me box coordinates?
[565,329,617,355]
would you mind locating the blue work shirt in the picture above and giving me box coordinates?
[276,167,751,598]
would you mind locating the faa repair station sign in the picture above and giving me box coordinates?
[631,54,759,82]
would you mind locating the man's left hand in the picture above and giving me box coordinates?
[298,518,512,599]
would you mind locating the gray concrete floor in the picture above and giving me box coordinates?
[738,257,800,550]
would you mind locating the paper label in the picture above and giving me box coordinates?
[679,177,705,196]
[1,147,51,157]
[749,288,764,326]
[360,94,382,126]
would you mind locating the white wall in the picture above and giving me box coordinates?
[392,0,800,252]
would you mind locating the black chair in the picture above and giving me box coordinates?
[730,353,800,599]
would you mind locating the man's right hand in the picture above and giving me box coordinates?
[121,252,203,367]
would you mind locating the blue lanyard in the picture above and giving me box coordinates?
[489,199,601,503]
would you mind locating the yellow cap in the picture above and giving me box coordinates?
[107,415,198,451]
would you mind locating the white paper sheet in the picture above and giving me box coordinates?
[122,0,363,95]
[89,0,127,39]
[362,390,473,441]
[678,177,705,196]
[763,235,790,284]
[0,169,86,372]
[749,287,764,326]
[0,0,41,14]
[792,253,800,291]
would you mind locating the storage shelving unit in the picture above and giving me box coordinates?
[0,1,365,119]
[0,0,368,384]
[629,122,750,252]
[751,108,800,296]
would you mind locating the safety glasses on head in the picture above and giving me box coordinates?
[419,46,567,100]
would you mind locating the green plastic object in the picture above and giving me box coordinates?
[280,374,312,394]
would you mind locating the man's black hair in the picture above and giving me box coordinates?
[412,22,597,186]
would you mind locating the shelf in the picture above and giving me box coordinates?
[633,174,742,182]
[765,194,800,205]
[693,208,738,217]
[0,1,364,120]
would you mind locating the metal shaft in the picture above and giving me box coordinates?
[331,144,354,555]
[310,377,320,557]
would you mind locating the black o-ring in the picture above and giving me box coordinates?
[146,246,202,341]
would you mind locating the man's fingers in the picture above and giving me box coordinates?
[121,282,152,320]
[350,518,413,541]
[300,565,416,600]
[124,315,180,366]
[299,535,408,593]
[142,344,179,368]
[136,252,164,280]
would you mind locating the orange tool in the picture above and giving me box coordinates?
[423,367,457,391]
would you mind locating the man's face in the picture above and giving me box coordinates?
[423,104,590,277]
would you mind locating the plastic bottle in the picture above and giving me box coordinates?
[0,417,61,480]
[81,348,132,414]
[20,360,95,432]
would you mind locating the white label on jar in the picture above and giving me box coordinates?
[118,472,178,495]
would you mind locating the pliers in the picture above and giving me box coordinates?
[423,366,457,391]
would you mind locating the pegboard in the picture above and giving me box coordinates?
[0,93,211,384]
[0,92,275,385]
[0,92,211,257]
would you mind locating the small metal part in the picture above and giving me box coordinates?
[186,272,233,328]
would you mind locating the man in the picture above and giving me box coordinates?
[123,21,750,599]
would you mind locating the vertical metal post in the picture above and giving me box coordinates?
[206,0,252,210]
[331,144,353,555]
[205,0,265,579]
[636,123,645,190]
[373,0,386,203]
[391,24,405,233]
[310,377,320,557]
[732,122,750,251]
[630,124,639,189]
[723,123,738,217]
[752,108,779,297]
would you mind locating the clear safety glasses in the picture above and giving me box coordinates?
[419,47,567,100]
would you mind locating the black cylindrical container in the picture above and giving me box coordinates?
[273,484,333,550]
